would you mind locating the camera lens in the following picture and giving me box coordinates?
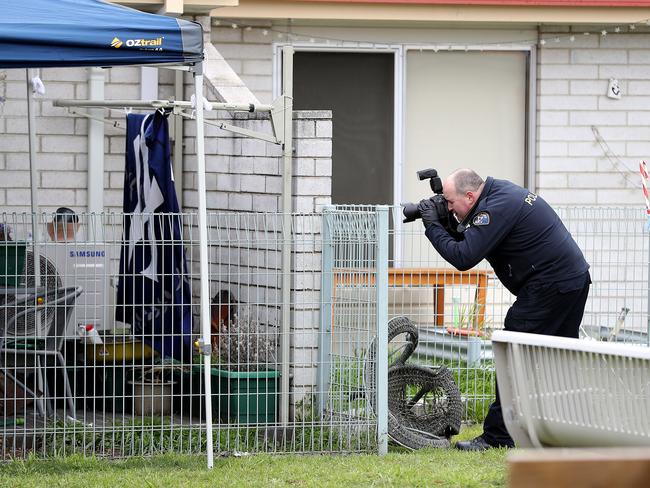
[402,203,421,223]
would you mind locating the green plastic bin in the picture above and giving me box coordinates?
[0,242,27,286]
[193,365,279,424]
[219,368,280,424]
[187,365,223,420]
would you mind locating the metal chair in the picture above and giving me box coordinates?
[0,286,82,418]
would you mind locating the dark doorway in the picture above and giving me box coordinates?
[293,52,394,205]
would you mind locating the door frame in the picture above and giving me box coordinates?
[274,43,404,210]
[274,42,537,264]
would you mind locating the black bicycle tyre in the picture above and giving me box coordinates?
[364,315,419,410]
[387,363,462,438]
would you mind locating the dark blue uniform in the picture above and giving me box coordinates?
[424,177,591,447]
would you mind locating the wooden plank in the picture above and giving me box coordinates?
[509,448,650,488]
[333,267,491,327]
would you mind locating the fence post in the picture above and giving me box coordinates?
[647,231,650,346]
[318,206,335,416]
[376,206,389,455]
[280,45,294,425]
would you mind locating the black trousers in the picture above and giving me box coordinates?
[481,272,591,447]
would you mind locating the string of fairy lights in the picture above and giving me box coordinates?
[1,15,650,179]
[212,17,650,51]
[208,16,650,184]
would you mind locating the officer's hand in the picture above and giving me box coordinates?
[431,195,448,223]
[417,198,439,229]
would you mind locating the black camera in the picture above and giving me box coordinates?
[402,169,447,223]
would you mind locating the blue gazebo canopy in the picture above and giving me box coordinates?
[0,0,203,69]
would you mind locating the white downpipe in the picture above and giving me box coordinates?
[140,67,158,100]
[26,69,40,288]
[173,70,184,207]
[88,68,105,215]
[194,65,214,470]
[280,46,294,425]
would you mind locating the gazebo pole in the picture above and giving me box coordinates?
[193,62,214,470]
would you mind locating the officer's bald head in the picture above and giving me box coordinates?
[448,169,484,195]
[443,169,485,221]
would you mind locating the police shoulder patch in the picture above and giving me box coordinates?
[472,211,490,226]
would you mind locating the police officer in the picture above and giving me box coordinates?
[417,169,591,451]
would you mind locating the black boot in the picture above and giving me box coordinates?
[454,436,492,451]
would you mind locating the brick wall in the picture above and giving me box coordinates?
[211,20,650,206]
[0,66,175,215]
[537,27,650,205]
[181,109,332,213]
[211,22,275,104]
[181,108,332,412]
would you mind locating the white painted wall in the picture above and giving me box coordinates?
[0,65,330,215]
[537,26,649,205]
[209,20,650,204]
[4,23,649,209]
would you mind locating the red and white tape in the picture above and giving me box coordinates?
[640,160,650,215]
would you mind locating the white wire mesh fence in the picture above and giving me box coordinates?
[0,206,648,460]
[387,205,650,426]
[0,209,384,460]
[0,212,205,459]
[204,208,383,454]
[560,207,650,344]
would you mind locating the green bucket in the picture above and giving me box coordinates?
[218,368,280,424]
[192,365,279,424]
[0,242,27,286]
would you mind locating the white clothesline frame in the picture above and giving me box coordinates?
[56,97,288,145]
[52,47,296,431]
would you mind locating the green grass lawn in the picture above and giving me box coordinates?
[0,425,508,488]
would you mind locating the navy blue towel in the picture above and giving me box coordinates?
[116,111,192,361]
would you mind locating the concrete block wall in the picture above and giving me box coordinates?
[181,109,332,213]
[0,66,175,216]
[537,26,650,205]
[0,64,332,220]
[8,26,648,216]
[522,27,650,336]
[210,20,650,206]
[211,22,275,104]
[1,67,88,213]
[181,108,332,412]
